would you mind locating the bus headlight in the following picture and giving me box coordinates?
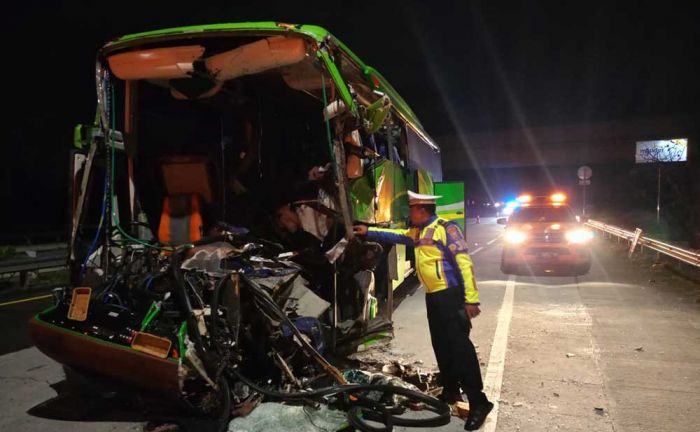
[565,228,593,244]
[504,230,527,244]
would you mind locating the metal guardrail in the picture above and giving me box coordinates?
[586,219,700,268]
[0,245,68,287]
[0,231,66,245]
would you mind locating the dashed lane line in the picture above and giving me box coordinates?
[483,274,516,432]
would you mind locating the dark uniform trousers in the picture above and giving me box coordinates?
[425,286,488,406]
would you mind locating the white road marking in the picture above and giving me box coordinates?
[470,234,501,256]
[483,274,516,432]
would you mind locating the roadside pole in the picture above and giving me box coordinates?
[578,165,592,215]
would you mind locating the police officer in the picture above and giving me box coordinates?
[353,191,493,431]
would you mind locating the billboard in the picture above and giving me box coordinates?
[635,138,688,164]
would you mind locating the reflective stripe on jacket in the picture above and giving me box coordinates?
[366,216,479,304]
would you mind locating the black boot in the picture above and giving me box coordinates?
[464,400,494,430]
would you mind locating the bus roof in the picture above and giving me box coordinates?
[102,22,438,152]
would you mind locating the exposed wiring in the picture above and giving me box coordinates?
[102,76,177,252]
[231,369,449,430]
[185,274,206,309]
[241,273,347,385]
[80,175,109,278]
[102,291,124,306]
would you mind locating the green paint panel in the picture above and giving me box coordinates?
[435,181,465,231]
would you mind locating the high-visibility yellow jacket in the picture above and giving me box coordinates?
[366,216,479,304]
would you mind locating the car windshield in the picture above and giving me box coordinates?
[510,206,576,223]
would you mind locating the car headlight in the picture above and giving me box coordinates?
[504,230,527,244]
[565,228,593,244]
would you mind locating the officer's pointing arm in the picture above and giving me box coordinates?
[364,226,415,245]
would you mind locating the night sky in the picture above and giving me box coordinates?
[2,1,699,237]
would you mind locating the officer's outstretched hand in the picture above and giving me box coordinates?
[465,304,481,319]
[353,225,368,236]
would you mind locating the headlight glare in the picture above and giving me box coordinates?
[505,230,527,244]
[565,229,593,244]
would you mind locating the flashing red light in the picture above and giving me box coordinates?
[550,193,567,203]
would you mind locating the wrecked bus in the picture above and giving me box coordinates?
[29,22,449,428]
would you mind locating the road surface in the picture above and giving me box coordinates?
[1,218,699,431]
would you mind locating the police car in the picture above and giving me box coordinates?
[498,193,593,275]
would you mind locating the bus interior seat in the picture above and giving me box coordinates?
[158,156,213,245]
[158,194,203,245]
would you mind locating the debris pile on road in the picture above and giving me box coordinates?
[349,352,442,397]
[31,230,450,432]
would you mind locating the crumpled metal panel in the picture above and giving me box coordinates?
[349,160,410,224]
[374,160,409,224]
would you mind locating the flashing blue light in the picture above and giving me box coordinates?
[502,200,519,216]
